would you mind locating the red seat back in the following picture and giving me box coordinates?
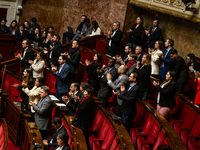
[181,109,197,128]
[95,40,108,54]
[101,127,115,149]
[184,76,197,100]
[152,130,166,150]
[97,119,110,140]
[145,122,160,144]
[90,111,105,132]
[0,124,5,150]
[102,57,109,67]
[142,115,154,135]
[47,74,56,95]
[9,79,21,101]
[80,50,95,65]
[2,74,15,91]
[110,136,119,150]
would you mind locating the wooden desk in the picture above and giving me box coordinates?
[28,122,44,149]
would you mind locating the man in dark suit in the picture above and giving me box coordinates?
[65,40,81,83]
[45,34,62,69]
[107,65,129,117]
[43,117,67,150]
[52,55,71,102]
[29,17,41,32]
[107,21,123,57]
[169,49,189,94]
[97,58,118,107]
[62,82,83,116]
[186,53,200,74]
[29,86,53,139]
[159,39,174,82]
[0,18,10,34]
[123,45,134,65]
[15,38,34,76]
[135,46,143,63]
[15,24,30,42]
[113,72,140,132]
[145,18,162,53]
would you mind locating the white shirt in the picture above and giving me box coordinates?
[56,146,64,150]
[21,47,29,60]
[90,27,101,36]
[58,63,65,73]
[108,30,117,47]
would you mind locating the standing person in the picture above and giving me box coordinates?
[52,55,71,102]
[97,58,118,107]
[64,40,81,83]
[29,86,53,139]
[113,72,140,132]
[145,18,162,53]
[44,34,62,69]
[85,53,102,91]
[148,40,163,79]
[15,24,29,42]
[15,38,34,76]
[127,16,144,46]
[9,20,18,35]
[62,15,87,44]
[0,18,9,34]
[169,49,189,94]
[194,71,200,106]
[153,71,177,118]
[29,51,46,80]
[159,39,174,82]
[22,77,44,120]
[107,21,123,57]
[135,53,151,101]
[13,68,34,111]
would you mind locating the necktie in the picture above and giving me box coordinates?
[151,27,155,35]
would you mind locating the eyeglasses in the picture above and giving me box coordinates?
[22,43,26,45]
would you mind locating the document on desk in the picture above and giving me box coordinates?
[55,103,66,107]
[49,95,59,101]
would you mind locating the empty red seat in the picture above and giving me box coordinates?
[181,115,200,147]
[174,108,197,136]
[137,122,160,150]
[75,66,88,83]
[95,40,108,54]
[89,111,105,132]
[2,74,15,92]
[46,74,56,95]
[61,118,72,146]
[188,138,200,150]
[44,71,52,85]
[0,122,6,150]
[9,79,21,102]
[142,130,166,150]
[80,50,95,65]
[107,93,116,107]
[184,76,197,100]
[110,136,119,150]
[130,115,154,146]
[102,57,109,67]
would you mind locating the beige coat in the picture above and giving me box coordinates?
[31,59,46,78]
[22,86,41,113]
[151,49,163,75]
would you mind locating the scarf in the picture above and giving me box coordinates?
[69,47,79,57]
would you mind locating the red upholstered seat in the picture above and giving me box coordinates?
[0,123,5,150]
[142,130,166,150]
[89,119,110,148]
[95,40,108,54]
[6,139,19,150]
[188,138,200,150]
[110,136,119,150]
[131,103,146,127]
[181,115,200,147]
[133,109,148,128]
[9,79,21,102]
[137,122,160,150]
[44,71,52,85]
[61,118,72,146]
[102,57,109,67]
[164,137,171,146]
[108,93,116,107]
[80,50,95,65]
[130,115,154,146]
[46,74,56,95]
[2,74,15,92]
[89,111,105,132]
[75,66,88,83]
[174,108,197,136]
[184,76,197,100]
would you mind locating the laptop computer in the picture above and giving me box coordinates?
[67,26,74,34]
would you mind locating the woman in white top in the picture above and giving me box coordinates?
[22,77,44,119]
[28,51,46,80]
[86,20,101,37]
[148,40,163,79]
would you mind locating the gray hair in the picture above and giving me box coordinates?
[136,45,142,50]
[114,21,120,28]
[41,85,49,93]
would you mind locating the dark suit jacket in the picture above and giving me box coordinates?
[15,29,29,42]
[119,83,140,116]
[68,48,81,75]
[136,53,143,63]
[75,97,94,128]
[47,42,62,67]
[172,56,189,84]
[55,63,71,94]
[129,24,144,45]
[47,125,67,147]
[97,67,118,99]
[156,81,177,107]
[53,144,71,150]
[0,25,10,34]
[146,27,161,49]
[135,64,151,92]
[107,29,123,54]
[189,61,200,73]
[20,47,34,74]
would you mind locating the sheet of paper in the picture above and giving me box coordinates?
[49,95,59,101]
[56,103,66,107]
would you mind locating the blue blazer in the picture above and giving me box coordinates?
[119,83,140,116]
[159,47,174,76]
[55,63,71,94]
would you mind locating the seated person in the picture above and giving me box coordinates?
[62,82,84,116]
[85,20,101,37]
[126,54,137,76]
[186,53,200,74]
[24,21,33,35]
[9,20,18,35]
[0,18,10,34]
[43,117,67,150]
[53,131,70,150]
[70,18,92,42]
[39,31,53,49]
[48,26,54,33]
[30,27,41,45]
[15,24,29,42]
[62,15,87,44]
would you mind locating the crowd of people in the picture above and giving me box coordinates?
[1,15,200,150]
